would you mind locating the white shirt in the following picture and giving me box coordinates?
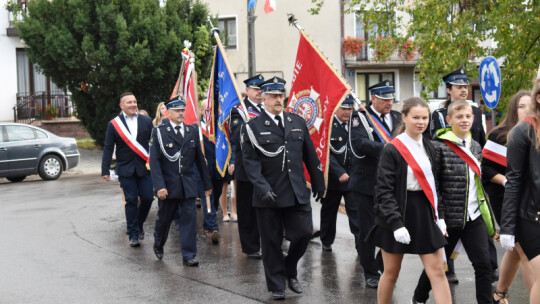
[169,121,185,138]
[461,136,481,221]
[123,112,138,139]
[265,110,284,128]
[370,105,393,131]
[405,133,430,191]
[334,115,348,132]
[247,98,263,111]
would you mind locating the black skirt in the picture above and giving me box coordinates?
[516,218,540,261]
[367,190,447,254]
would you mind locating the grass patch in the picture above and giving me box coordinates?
[76,137,99,150]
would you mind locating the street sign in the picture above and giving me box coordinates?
[479,56,501,109]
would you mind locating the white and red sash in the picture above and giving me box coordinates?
[442,139,481,178]
[111,116,149,162]
[482,140,507,167]
[391,133,438,218]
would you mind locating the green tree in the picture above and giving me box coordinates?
[311,0,540,112]
[18,0,213,146]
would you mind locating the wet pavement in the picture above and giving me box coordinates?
[0,149,530,303]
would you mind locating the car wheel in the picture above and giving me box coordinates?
[38,154,63,180]
[6,176,26,182]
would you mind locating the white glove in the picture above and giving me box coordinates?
[393,227,411,244]
[437,219,447,235]
[500,234,515,251]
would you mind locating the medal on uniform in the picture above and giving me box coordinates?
[339,137,342,141]
[287,117,292,122]
[265,120,270,126]
[352,118,359,127]
[168,143,173,148]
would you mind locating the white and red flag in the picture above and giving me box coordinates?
[170,49,199,126]
[287,31,350,188]
[264,0,275,14]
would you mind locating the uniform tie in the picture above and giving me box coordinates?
[258,104,264,113]
[463,140,466,148]
[275,115,285,134]
[342,121,348,132]
[174,125,183,145]
[380,114,390,131]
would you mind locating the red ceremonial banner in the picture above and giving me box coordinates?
[287,31,350,188]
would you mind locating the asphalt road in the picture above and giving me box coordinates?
[0,149,530,303]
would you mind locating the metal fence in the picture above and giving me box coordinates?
[14,91,73,124]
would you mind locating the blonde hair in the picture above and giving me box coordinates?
[447,99,472,117]
[153,102,165,126]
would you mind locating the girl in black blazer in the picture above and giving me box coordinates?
[368,97,451,304]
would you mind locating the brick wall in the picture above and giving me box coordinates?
[32,119,90,138]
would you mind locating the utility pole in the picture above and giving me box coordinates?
[247,0,256,77]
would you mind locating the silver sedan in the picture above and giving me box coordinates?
[0,123,80,182]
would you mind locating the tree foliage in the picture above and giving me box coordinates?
[310,0,540,113]
[18,0,213,146]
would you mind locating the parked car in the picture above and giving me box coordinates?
[0,123,80,182]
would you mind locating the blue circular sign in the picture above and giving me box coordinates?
[479,56,502,109]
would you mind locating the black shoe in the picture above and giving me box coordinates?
[411,296,424,304]
[491,269,500,282]
[153,245,164,260]
[271,290,285,300]
[247,252,262,259]
[366,277,379,289]
[183,258,199,267]
[129,238,140,247]
[322,244,332,252]
[138,230,145,240]
[311,230,321,240]
[287,277,303,294]
[446,272,459,284]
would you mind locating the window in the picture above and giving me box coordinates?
[414,72,448,100]
[16,48,62,95]
[356,72,395,102]
[6,125,36,142]
[355,11,394,60]
[35,130,48,139]
[218,17,237,49]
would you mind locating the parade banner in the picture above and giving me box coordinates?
[287,31,350,187]
[208,37,244,177]
[170,50,199,126]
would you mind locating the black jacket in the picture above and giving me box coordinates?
[101,114,153,177]
[432,129,485,229]
[374,135,438,231]
[229,98,262,182]
[501,121,540,235]
[149,122,211,200]
[348,106,402,196]
[328,118,352,192]
[241,111,325,208]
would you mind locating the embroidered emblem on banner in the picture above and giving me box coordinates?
[290,88,323,135]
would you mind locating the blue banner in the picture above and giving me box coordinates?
[211,44,242,177]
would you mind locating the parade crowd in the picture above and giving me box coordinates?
[101,68,540,304]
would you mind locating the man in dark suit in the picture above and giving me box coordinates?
[229,74,265,259]
[101,92,154,248]
[241,77,325,300]
[320,95,358,252]
[349,80,402,288]
[149,95,212,266]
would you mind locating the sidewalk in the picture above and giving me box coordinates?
[66,148,102,175]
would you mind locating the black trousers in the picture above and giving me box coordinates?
[413,217,492,304]
[256,203,312,292]
[236,180,260,254]
[320,190,360,247]
[153,198,197,260]
[355,192,383,279]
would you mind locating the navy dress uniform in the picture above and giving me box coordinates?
[101,101,154,247]
[349,81,402,287]
[150,96,211,266]
[320,95,360,251]
[241,77,325,299]
[429,68,486,147]
[229,74,265,258]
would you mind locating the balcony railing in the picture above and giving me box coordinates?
[14,91,74,124]
[6,1,27,37]
[345,44,420,63]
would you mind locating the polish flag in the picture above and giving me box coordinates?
[264,0,275,14]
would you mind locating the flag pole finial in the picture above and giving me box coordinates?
[287,14,303,31]
[207,16,220,36]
